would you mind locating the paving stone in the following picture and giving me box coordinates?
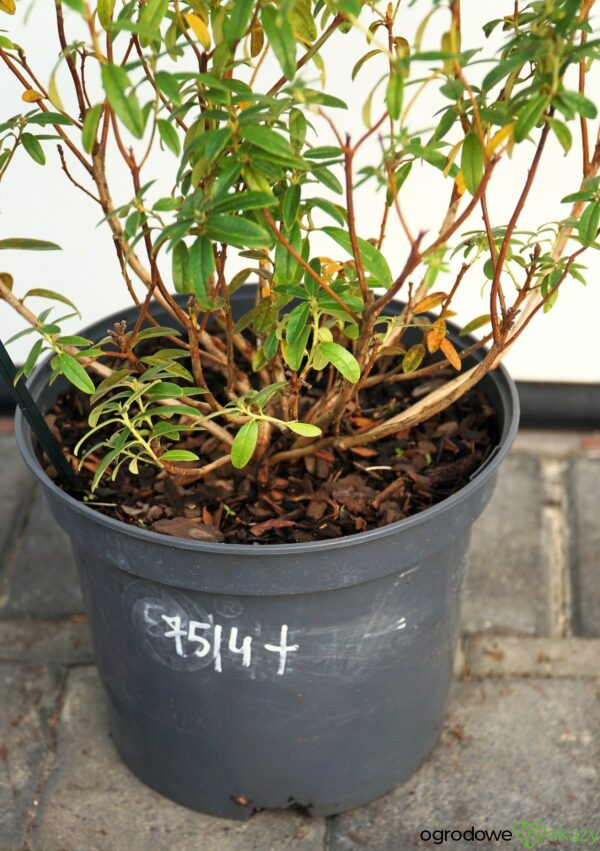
[331,679,600,851]
[0,487,83,619]
[0,618,92,666]
[511,429,593,458]
[30,667,326,851]
[0,663,64,851]
[466,635,600,678]
[569,458,600,637]
[462,456,549,635]
[0,433,32,567]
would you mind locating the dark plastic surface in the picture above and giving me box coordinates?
[15,287,519,818]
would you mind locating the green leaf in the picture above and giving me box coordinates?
[306,198,347,226]
[139,0,168,46]
[514,94,549,143]
[385,73,404,121]
[283,325,310,371]
[318,341,360,383]
[261,5,296,81]
[322,226,392,288]
[82,104,103,153]
[286,421,322,437]
[20,338,44,379]
[225,0,253,40]
[211,191,277,214]
[21,133,45,165]
[97,0,115,29]
[160,449,200,463]
[312,166,343,195]
[578,201,600,246]
[189,235,215,301]
[548,117,572,154]
[242,124,298,164]
[231,419,258,468]
[172,241,190,293]
[155,71,182,105]
[286,300,310,345]
[283,184,301,230]
[352,49,380,81]
[101,64,145,139]
[461,131,484,195]
[27,112,72,126]
[459,314,491,336]
[482,53,528,90]
[559,90,598,120]
[157,118,180,155]
[57,352,95,393]
[205,214,271,248]
[0,238,61,251]
[23,288,78,313]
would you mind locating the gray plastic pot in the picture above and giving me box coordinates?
[15,287,519,819]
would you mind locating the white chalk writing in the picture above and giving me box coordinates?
[160,616,297,675]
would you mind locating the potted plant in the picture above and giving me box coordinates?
[1,0,597,820]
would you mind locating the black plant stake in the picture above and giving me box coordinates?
[0,338,81,490]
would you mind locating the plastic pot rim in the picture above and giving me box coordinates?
[15,303,520,559]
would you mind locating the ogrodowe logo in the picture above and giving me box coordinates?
[513,821,600,848]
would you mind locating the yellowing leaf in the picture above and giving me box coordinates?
[413,292,447,314]
[426,318,446,353]
[0,0,16,14]
[0,272,14,291]
[48,69,64,111]
[185,12,211,49]
[22,89,44,103]
[440,337,461,371]
[486,122,514,155]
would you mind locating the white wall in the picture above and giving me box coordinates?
[1,2,599,383]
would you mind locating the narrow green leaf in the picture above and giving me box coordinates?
[283,184,301,230]
[461,131,484,195]
[160,449,200,463]
[322,226,392,288]
[172,241,190,293]
[261,6,296,80]
[23,288,78,313]
[97,0,116,29]
[385,73,404,120]
[286,300,310,346]
[548,117,572,154]
[211,191,277,214]
[312,166,343,195]
[189,235,215,301]
[21,338,44,378]
[157,118,180,155]
[287,421,322,437]
[205,214,271,248]
[514,94,549,143]
[82,104,102,153]
[155,71,182,105]
[0,238,61,251]
[578,201,600,246]
[319,341,360,383]
[231,419,258,468]
[57,352,95,393]
[139,0,168,46]
[101,64,145,139]
[225,0,253,40]
[27,112,72,126]
[21,133,45,165]
[459,314,491,336]
[242,124,297,163]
